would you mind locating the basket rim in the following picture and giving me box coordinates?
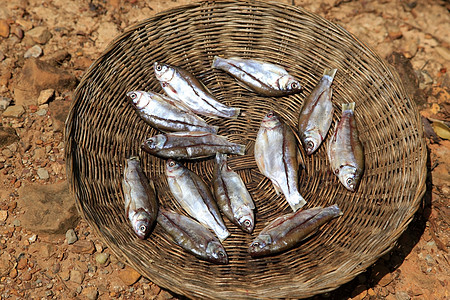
[64,0,428,298]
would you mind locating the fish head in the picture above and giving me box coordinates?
[124,156,140,175]
[248,234,272,257]
[154,62,174,82]
[279,75,302,94]
[144,135,166,151]
[261,111,282,129]
[126,91,148,109]
[131,210,152,239]
[165,159,184,177]
[338,165,360,192]
[206,241,228,264]
[303,131,322,155]
[237,214,255,234]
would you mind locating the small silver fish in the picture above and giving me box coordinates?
[255,111,306,212]
[166,159,230,241]
[327,102,364,191]
[127,91,218,133]
[122,156,158,239]
[298,68,337,154]
[212,56,302,96]
[154,62,240,119]
[157,208,228,264]
[142,131,246,160]
[212,153,255,233]
[248,204,342,257]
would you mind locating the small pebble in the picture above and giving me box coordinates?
[37,89,54,105]
[17,257,28,270]
[52,263,60,274]
[1,148,13,158]
[12,219,21,227]
[37,168,49,180]
[117,261,125,269]
[118,266,141,286]
[395,291,411,300]
[2,105,25,118]
[94,242,103,253]
[36,108,47,116]
[0,20,9,38]
[60,269,70,281]
[70,240,95,254]
[9,268,17,279]
[0,97,11,111]
[24,45,43,58]
[65,229,78,244]
[70,269,84,284]
[0,210,7,222]
[95,253,109,265]
[82,287,99,300]
[28,234,37,243]
[87,264,97,274]
[22,272,32,281]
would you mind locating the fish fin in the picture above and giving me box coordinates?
[289,126,306,169]
[288,195,307,212]
[233,143,246,155]
[323,68,337,79]
[255,154,265,174]
[234,79,258,94]
[297,146,306,170]
[342,102,355,112]
[271,180,282,195]
[148,179,156,193]
[300,229,319,242]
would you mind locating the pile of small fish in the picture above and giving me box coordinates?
[122,57,365,264]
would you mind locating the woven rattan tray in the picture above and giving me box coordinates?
[65,1,427,298]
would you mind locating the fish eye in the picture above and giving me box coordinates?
[290,82,298,89]
[244,220,251,227]
[139,225,147,232]
[307,141,314,149]
[129,92,137,99]
[346,178,353,186]
[218,251,225,258]
[252,242,260,247]
[168,160,176,167]
[267,111,274,118]
[155,64,162,71]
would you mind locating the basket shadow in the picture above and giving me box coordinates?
[310,145,432,300]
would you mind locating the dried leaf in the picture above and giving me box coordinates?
[432,121,450,140]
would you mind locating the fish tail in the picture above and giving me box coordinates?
[327,204,343,216]
[342,102,355,112]
[215,227,230,242]
[228,107,241,119]
[212,125,220,134]
[289,194,307,212]
[323,68,337,79]
[211,56,224,69]
[232,143,246,156]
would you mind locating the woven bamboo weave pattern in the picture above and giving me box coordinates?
[65,0,427,299]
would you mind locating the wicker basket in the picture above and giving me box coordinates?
[64,1,427,299]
